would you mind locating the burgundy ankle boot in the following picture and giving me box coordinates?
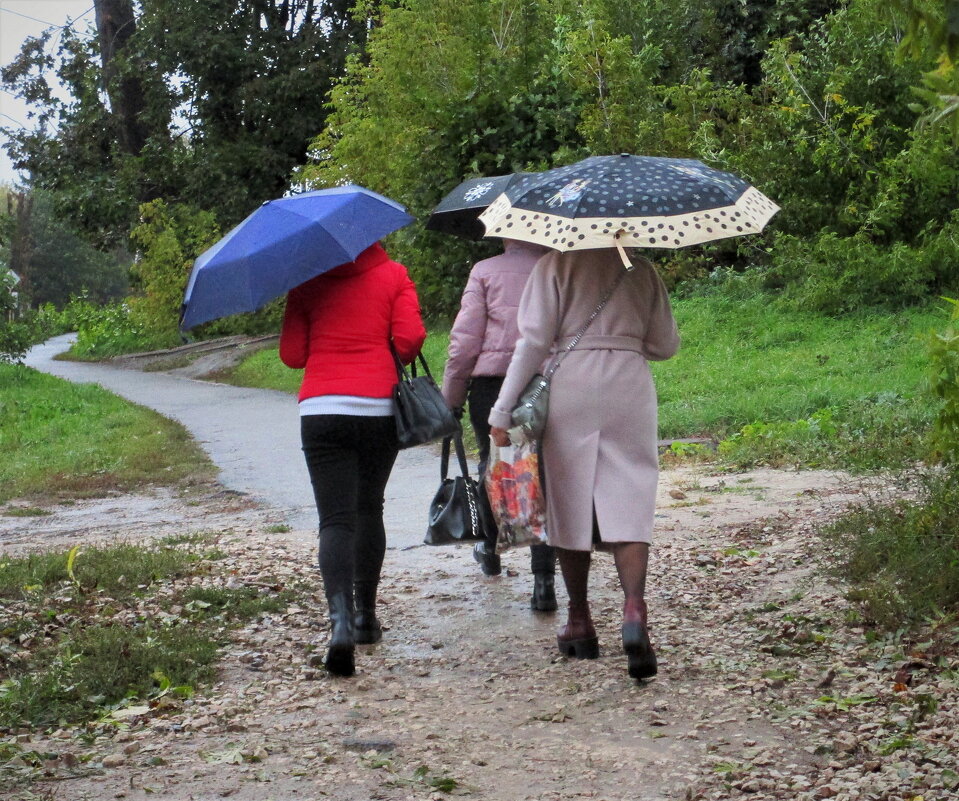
[622,597,657,680]
[556,604,599,659]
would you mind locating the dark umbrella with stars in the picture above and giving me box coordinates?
[478,154,779,259]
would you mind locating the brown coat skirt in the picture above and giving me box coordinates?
[489,249,680,551]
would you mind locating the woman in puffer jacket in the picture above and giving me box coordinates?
[280,242,426,677]
[441,239,557,612]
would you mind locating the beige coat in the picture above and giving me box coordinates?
[489,249,680,550]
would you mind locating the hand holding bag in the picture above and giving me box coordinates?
[424,433,493,545]
[511,269,627,441]
[392,344,461,449]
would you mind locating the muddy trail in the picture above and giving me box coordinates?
[3,340,957,801]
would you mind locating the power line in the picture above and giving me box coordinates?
[0,4,95,31]
[0,7,57,27]
[1,111,28,127]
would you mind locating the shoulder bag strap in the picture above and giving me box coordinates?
[544,268,628,380]
[391,342,437,382]
[390,341,410,382]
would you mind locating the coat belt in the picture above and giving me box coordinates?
[551,334,647,354]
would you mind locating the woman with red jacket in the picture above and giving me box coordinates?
[280,242,426,677]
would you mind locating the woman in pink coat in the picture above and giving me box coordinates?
[441,239,557,611]
[489,248,679,680]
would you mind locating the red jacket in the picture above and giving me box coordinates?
[279,243,426,401]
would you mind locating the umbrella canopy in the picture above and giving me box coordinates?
[425,173,531,240]
[180,185,414,330]
[478,154,779,252]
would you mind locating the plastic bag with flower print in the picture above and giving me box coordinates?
[485,435,548,553]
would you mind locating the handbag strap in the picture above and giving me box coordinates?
[439,432,471,481]
[390,342,435,382]
[544,268,628,380]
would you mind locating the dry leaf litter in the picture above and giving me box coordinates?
[1,466,957,801]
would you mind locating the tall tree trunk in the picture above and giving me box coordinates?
[94,0,149,156]
[7,192,34,301]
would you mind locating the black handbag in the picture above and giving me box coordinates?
[391,345,461,449]
[424,433,493,545]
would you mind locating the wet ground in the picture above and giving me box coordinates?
[5,339,957,801]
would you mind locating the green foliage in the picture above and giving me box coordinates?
[129,199,219,343]
[0,272,30,363]
[770,218,959,314]
[929,296,959,463]
[4,191,131,309]
[69,300,154,358]
[820,469,959,625]
[1,1,368,246]
[0,363,212,502]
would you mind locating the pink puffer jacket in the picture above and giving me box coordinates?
[441,240,550,409]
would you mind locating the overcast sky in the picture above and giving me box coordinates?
[0,1,96,186]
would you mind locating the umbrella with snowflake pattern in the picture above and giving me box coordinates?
[425,173,531,240]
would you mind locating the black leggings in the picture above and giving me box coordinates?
[301,414,399,599]
[468,376,556,575]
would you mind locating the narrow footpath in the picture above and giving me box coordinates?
[24,334,438,539]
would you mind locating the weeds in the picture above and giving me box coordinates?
[0,537,303,730]
[820,469,959,625]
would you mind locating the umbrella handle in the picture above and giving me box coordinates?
[614,230,635,271]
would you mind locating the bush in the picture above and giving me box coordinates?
[820,470,959,626]
[929,297,959,464]
[68,300,155,359]
[770,222,959,314]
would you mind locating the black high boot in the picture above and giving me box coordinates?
[531,572,558,612]
[325,592,356,677]
[354,582,383,645]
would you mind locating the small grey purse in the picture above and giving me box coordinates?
[511,270,627,440]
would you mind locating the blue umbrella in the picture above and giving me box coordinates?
[180,185,414,330]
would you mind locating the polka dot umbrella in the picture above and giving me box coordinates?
[478,154,779,261]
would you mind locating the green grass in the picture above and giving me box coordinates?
[652,294,941,470]
[212,295,944,470]
[0,538,301,731]
[653,294,939,440]
[0,363,214,503]
[0,540,200,601]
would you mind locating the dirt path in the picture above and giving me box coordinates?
[9,465,957,801]
[5,341,957,800]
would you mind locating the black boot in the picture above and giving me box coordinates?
[325,592,355,677]
[531,572,558,612]
[473,541,502,576]
[354,582,383,645]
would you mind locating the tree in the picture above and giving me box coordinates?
[1,0,369,246]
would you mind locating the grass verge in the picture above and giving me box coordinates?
[0,364,214,503]
[819,469,959,626]
[211,295,942,471]
[0,535,300,732]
